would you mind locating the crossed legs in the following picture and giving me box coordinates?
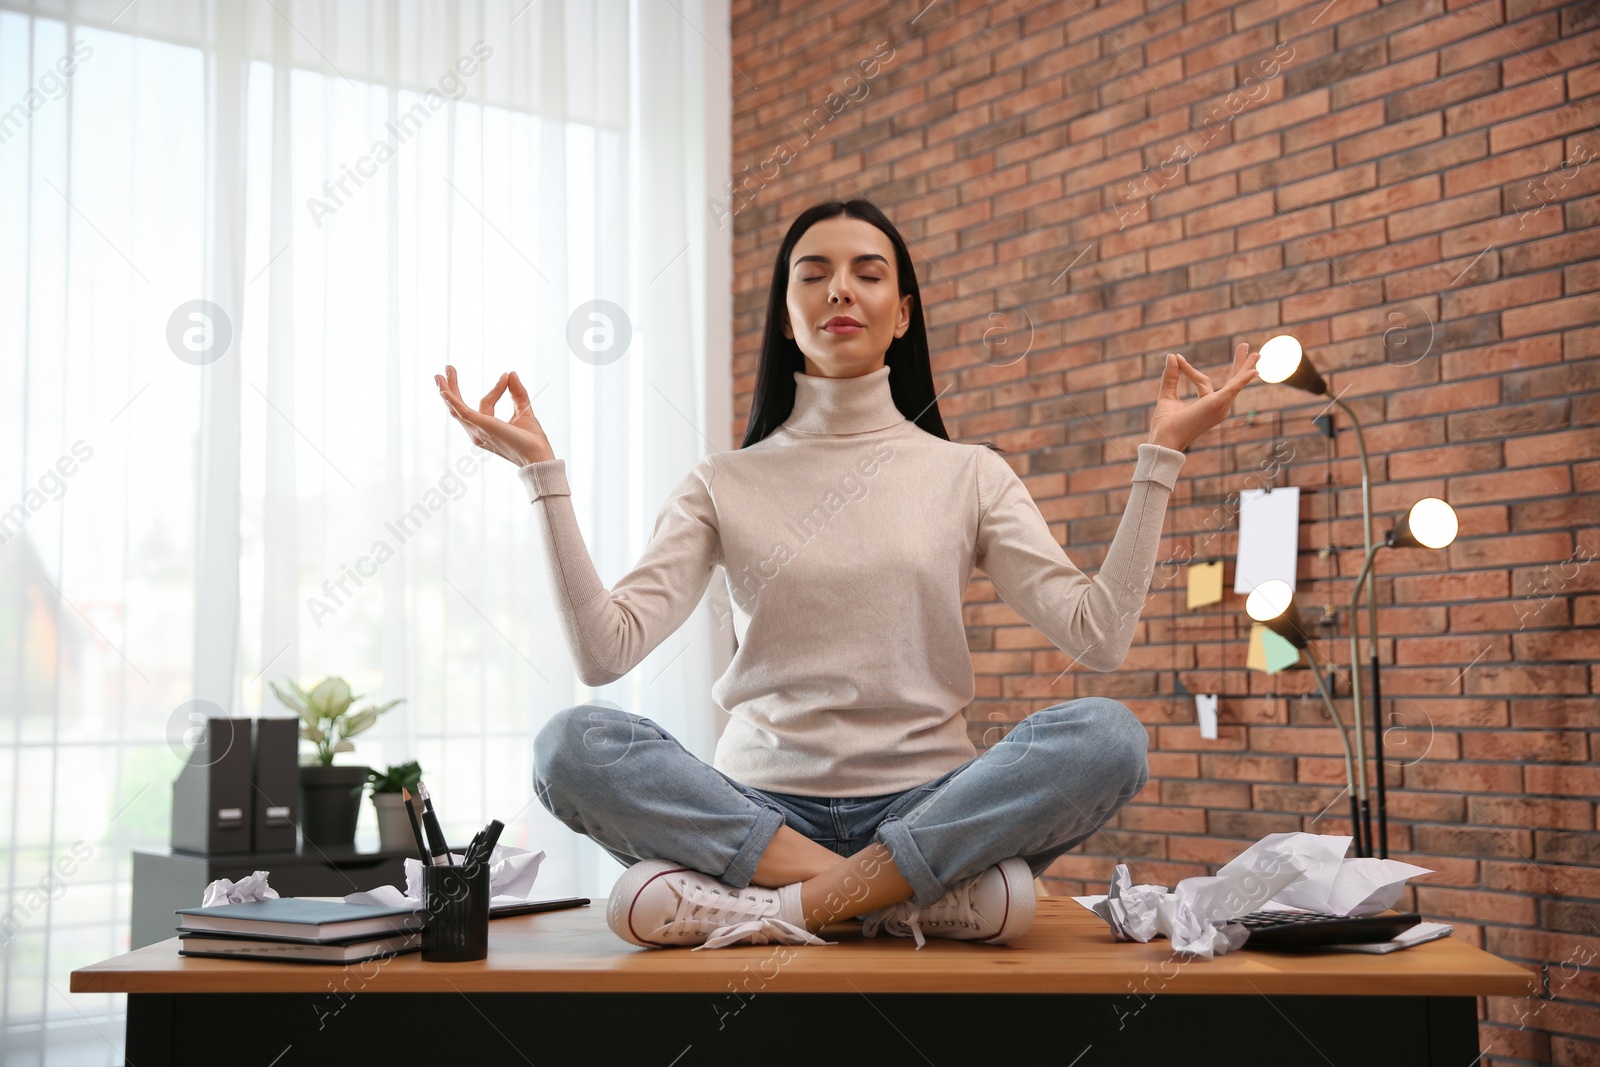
[752,831,913,933]
[533,697,1148,937]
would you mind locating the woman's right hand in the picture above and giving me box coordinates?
[434,364,556,467]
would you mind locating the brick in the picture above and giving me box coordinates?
[1404,760,1524,794]
[1416,885,1538,926]
[1114,805,1208,834]
[1336,113,1444,168]
[1414,824,1535,859]
[1491,95,1600,154]
[1459,731,1589,762]
[1386,62,1495,123]
[1526,766,1600,799]
[1451,531,1576,569]
[1440,12,1560,75]
[1276,162,1378,211]
[1536,832,1600,866]
[1467,664,1591,695]
[1160,779,1252,808]
[1471,797,1595,830]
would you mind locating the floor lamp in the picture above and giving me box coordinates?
[1244,579,1368,857]
[1345,497,1460,857]
[1253,335,1460,858]
[1254,340,1382,857]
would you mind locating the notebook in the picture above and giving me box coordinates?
[175,898,423,943]
[178,929,422,964]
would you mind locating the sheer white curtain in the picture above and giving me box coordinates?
[0,0,732,1058]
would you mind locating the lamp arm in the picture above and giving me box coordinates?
[1307,653,1362,849]
[1333,396,1378,853]
[1333,395,1379,650]
[1346,544,1382,730]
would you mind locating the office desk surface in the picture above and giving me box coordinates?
[72,898,1533,998]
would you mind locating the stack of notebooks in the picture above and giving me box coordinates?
[176,899,424,964]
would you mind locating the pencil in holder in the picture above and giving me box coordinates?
[421,861,490,962]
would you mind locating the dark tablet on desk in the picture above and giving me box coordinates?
[490,897,591,919]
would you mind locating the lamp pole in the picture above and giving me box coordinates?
[1310,655,1366,858]
[1246,579,1367,862]
[1330,395,1379,859]
[1348,542,1387,858]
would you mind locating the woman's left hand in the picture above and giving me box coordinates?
[1146,342,1260,453]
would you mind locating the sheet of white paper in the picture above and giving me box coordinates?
[1195,693,1219,740]
[1321,922,1453,954]
[341,845,547,909]
[1234,486,1300,594]
[1219,833,1430,916]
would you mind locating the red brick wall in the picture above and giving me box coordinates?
[729,0,1598,1062]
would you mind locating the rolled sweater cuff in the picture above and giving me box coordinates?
[1132,442,1185,491]
[518,458,571,502]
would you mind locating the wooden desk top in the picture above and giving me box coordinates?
[71,898,1535,997]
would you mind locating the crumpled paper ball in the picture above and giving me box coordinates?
[200,870,279,907]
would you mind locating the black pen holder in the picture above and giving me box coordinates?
[421,862,490,962]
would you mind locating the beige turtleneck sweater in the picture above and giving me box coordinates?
[517,364,1186,796]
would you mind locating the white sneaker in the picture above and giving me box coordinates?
[860,857,1036,949]
[607,859,832,950]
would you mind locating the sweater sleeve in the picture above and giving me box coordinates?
[975,442,1185,672]
[517,457,721,687]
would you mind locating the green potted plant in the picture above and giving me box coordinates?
[365,760,424,853]
[268,676,403,848]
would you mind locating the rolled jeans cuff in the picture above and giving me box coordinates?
[873,816,947,908]
[719,803,788,888]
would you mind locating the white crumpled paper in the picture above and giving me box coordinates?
[1073,832,1433,959]
[197,846,545,911]
[342,844,546,909]
[200,870,280,907]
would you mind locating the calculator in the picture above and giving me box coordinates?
[1233,909,1422,950]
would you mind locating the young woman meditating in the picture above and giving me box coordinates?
[435,199,1259,950]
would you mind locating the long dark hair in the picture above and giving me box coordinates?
[740,199,1002,453]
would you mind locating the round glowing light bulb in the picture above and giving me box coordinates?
[1245,578,1296,623]
[1257,335,1304,385]
[1404,497,1458,550]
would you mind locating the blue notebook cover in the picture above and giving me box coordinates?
[174,898,423,942]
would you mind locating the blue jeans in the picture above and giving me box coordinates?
[531,697,1148,908]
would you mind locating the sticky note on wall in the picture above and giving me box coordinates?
[1186,561,1224,608]
[1261,628,1301,674]
[1246,623,1270,672]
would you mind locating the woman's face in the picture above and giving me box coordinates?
[782,216,912,379]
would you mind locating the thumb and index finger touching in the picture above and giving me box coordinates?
[1161,344,1261,405]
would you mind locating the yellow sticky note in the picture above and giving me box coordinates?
[1246,623,1269,672]
[1186,561,1224,609]
[1262,628,1301,674]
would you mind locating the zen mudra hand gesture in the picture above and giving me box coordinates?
[434,365,555,466]
[1146,342,1261,453]
[436,343,1259,469]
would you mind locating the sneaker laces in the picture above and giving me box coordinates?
[861,877,982,950]
[653,877,830,951]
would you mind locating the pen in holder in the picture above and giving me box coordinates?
[421,861,490,962]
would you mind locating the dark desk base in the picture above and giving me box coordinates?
[128,990,1478,1065]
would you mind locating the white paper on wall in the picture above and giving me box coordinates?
[1233,486,1300,595]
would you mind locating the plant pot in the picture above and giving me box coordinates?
[371,792,417,853]
[298,764,369,849]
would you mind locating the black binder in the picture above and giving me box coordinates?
[251,717,300,852]
[170,717,253,854]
